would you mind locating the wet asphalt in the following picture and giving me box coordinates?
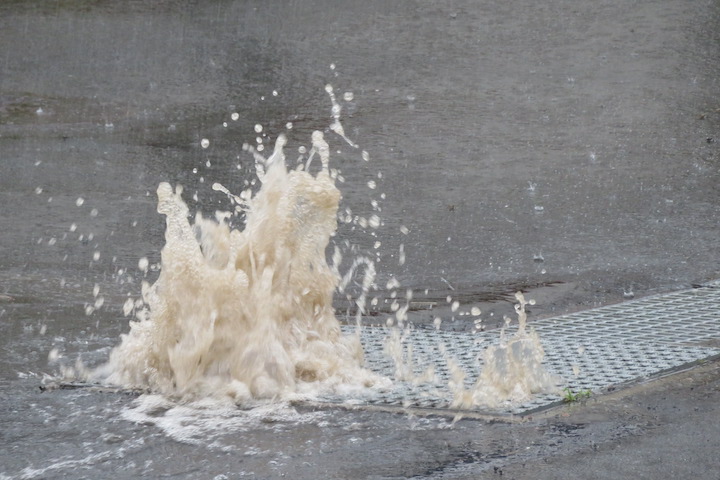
[1,0,720,478]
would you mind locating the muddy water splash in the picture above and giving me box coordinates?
[85,85,560,410]
[449,292,560,409]
[384,291,560,410]
[91,131,383,401]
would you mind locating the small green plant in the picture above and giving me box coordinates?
[562,387,592,403]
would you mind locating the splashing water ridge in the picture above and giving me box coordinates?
[91,128,383,402]
[449,292,560,409]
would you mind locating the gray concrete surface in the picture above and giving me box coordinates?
[1,0,719,478]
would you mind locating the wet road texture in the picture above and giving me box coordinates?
[1,0,719,479]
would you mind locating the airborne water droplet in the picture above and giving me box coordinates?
[123,298,134,316]
[138,257,149,272]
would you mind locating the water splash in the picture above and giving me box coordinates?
[449,292,560,409]
[90,131,384,402]
[81,84,559,412]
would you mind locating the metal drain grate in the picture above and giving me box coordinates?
[331,282,720,415]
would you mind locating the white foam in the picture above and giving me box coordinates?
[121,394,326,448]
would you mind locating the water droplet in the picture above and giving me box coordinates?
[138,257,149,272]
[343,92,354,102]
[93,251,101,261]
[231,112,239,121]
[90,208,98,217]
[201,138,210,149]
[123,298,134,316]
[471,307,481,316]
[272,90,278,96]
[76,197,85,206]
[367,180,376,189]
[254,124,263,133]
[34,187,43,194]
[286,122,293,129]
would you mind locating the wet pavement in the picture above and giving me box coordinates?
[1,0,720,478]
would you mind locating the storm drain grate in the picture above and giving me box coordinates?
[331,282,720,415]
